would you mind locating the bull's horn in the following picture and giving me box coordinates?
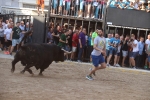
[61,49,72,54]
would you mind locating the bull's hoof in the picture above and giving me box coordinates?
[11,69,14,73]
[39,73,43,76]
[20,70,25,74]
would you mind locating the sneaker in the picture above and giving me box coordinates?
[86,75,93,80]
[77,60,81,63]
[10,52,12,56]
[92,16,95,18]
[107,63,110,67]
[144,65,148,69]
[6,51,10,55]
[116,64,121,67]
[133,67,136,69]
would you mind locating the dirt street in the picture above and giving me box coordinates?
[0,58,150,100]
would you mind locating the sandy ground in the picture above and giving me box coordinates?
[0,54,150,100]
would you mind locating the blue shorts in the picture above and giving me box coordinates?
[92,54,105,67]
[52,0,58,9]
[80,0,84,10]
[109,48,118,55]
[12,39,19,46]
[59,0,63,6]
[129,51,138,58]
[148,56,150,62]
[65,2,71,11]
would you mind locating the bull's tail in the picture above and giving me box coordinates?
[18,30,33,49]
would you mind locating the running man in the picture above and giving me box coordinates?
[86,29,106,80]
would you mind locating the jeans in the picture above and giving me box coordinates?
[95,6,100,18]
[78,45,85,61]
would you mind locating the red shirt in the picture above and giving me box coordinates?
[72,33,79,47]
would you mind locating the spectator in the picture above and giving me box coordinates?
[140,3,145,11]
[124,0,130,7]
[107,33,120,67]
[51,0,58,14]
[78,0,85,17]
[145,35,150,70]
[121,35,129,67]
[4,20,9,29]
[106,33,112,62]
[85,0,92,18]
[116,35,123,67]
[109,0,119,8]
[19,21,26,45]
[58,29,69,59]
[66,29,73,52]
[47,27,54,44]
[133,0,141,10]
[91,29,98,46]
[52,25,62,45]
[10,22,22,55]
[146,2,150,12]
[74,0,80,16]
[64,0,71,15]
[4,24,12,55]
[118,0,126,9]
[128,34,139,69]
[78,28,86,62]
[8,18,12,23]
[91,0,99,19]
[70,29,79,61]
[58,0,63,15]
[137,37,144,68]
[0,22,5,51]
[37,0,45,14]
[125,1,135,9]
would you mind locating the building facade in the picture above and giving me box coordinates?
[0,0,49,15]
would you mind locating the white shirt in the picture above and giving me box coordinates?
[4,28,12,40]
[91,36,106,56]
[134,2,142,9]
[132,40,139,52]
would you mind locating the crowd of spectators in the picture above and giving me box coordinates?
[51,0,108,19]
[47,22,150,70]
[108,0,150,12]
[0,17,33,55]
[49,0,150,19]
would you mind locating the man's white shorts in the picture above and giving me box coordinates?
[72,47,77,52]
[12,39,19,46]
[122,50,128,57]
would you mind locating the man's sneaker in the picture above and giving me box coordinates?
[116,64,121,67]
[77,60,81,63]
[6,51,10,55]
[133,67,136,69]
[107,63,110,67]
[10,52,12,56]
[86,75,93,80]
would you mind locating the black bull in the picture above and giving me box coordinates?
[11,31,71,75]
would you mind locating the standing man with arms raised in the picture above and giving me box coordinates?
[86,29,106,80]
[10,22,21,55]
